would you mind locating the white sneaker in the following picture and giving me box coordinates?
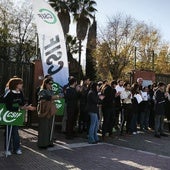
[5,151,12,156]
[132,132,137,135]
[16,149,22,155]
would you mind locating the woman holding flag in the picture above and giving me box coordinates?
[4,77,36,156]
[37,78,61,149]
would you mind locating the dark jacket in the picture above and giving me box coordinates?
[86,90,99,114]
[65,86,78,109]
[102,85,115,109]
[4,90,24,112]
[37,89,56,118]
[154,89,166,115]
[165,93,170,120]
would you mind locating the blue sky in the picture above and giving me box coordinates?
[96,0,170,42]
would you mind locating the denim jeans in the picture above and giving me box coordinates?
[140,109,150,130]
[88,112,99,143]
[155,114,164,135]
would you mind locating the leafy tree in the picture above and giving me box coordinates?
[71,0,97,71]
[95,14,137,80]
[66,34,83,78]
[12,3,36,62]
[86,18,97,80]
[49,0,71,35]
[95,14,168,80]
[134,23,161,70]
[0,0,14,61]
[155,44,170,73]
[0,0,36,62]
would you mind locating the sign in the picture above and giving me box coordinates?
[0,104,25,126]
[55,98,65,116]
[33,0,69,87]
[52,82,64,116]
[52,82,62,94]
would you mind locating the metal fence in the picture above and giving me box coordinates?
[0,60,34,102]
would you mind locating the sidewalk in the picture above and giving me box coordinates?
[1,126,170,170]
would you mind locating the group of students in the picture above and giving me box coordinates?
[2,75,170,156]
[63,77,170,144]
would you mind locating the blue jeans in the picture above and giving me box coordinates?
[140,109,150,130]
[88,113,99,143]
[155,114,164,135]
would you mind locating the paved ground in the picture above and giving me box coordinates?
[1,126,170,170]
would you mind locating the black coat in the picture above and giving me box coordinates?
[65,86,78,109]
[86,90,99,114]
[154,89,166,115]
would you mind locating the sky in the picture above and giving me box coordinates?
[13,0,170,43]
[12,0,170,67]
[95,0,170,43]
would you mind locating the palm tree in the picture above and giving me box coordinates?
[86,17,97,80]
[49,0,71,35]
[71,0,97,78]
[49,0,97,80]
[66,34,83,78]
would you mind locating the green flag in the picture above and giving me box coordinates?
[52,82,65,116]
[55,98,65,116]
[52,82,62,94]
[0,103,25,126]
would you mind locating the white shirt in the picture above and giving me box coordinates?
[120,90,132,104]
[115,85,124,93]
[141,91,149,101]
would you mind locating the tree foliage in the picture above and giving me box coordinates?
[155,45,170,73]
[49,0,71,35]
[71,0,97,41]
[86,18,97,80]
[95,14,137,80]
[95,14,170,81]
[49,0,97,80]
[0,0,36,62]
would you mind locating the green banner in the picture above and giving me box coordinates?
[0,104,25,126]
[55,98,65,116]
[52,82,65,116]
[52,82,62,95]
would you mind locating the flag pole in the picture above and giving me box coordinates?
[6,125,13,158]
[50,115,55,142]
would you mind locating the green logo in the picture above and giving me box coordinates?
[0,104,25,126]
[38,8,57,24]
[55,100,62,109]
[55,99,65,116]
[52,82,60,94]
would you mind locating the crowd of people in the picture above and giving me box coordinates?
[2,75,170,156]
[61,76,170,143]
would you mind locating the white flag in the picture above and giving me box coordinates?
[33,0,69,87]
